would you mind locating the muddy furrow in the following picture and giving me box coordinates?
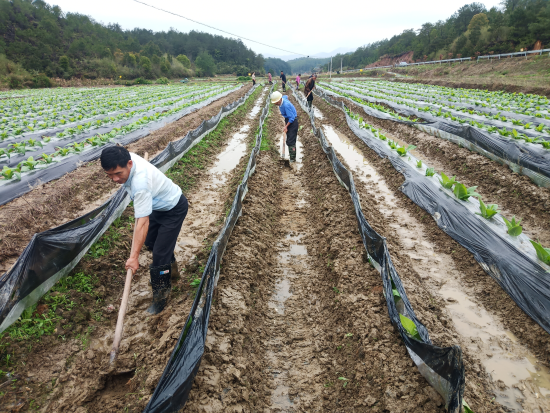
[0,85,252,271]
[311,95,550,412]
[0,87,264,412]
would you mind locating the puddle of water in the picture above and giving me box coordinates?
[313,107,324,119]
[248,90,267,118]
[320,120,550,412]
[322,125,396,211]
[209,124,250,186]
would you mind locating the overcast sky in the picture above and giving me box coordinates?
[51,0,503,59]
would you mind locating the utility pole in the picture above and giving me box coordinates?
[341,58,343,73]
[330,56,332,79]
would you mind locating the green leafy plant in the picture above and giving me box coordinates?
[425,167,435,177]
[416,160,422,168]
[388,140,397,149]
[396,144,416,157]
[453,183,480,201]
[530,240,550,265]
[503,216,522,236]
[399,314,422,341]
[19,156,39,171]
[475,199,499,219]
[40,153,54,164]
[1,166,21,180]
[438,173,458,189]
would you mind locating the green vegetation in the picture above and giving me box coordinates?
[439,173,458,189]
[476,199,500,219]
[503,216,523,236]
[264,58,291,77]
[425,167,435,176]
[530,240,550,264]
[323,1,550,69]
[453,183,480,201]
[0,0,265,86]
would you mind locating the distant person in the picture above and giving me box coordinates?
[270,91,298,164]
[251,72,256,86]
[280,70,287,92]
[295,73,301,90]
[100,146,188,315]
[268,72,273,84]
[304,74,317,110]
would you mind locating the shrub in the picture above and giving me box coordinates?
[134,77,152,85]
[237,76,251,81]
[59,55,70,71]
[8,75,25,89]
[195,51,216,77]
[31,74,51,88]
[156,77,170,84]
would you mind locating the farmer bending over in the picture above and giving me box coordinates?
[271,91,298,164]
[101,146,188,314]
[304,74,317,110]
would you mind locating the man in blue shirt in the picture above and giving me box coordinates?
[271,91,299,163]
[101,146,188,314]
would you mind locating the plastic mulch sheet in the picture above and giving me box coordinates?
[319,92,550,337]
[143,84,274,412]
[0,86,242,206]
[0,84,260,333]
[292,89,465,413]
[318,85,550,188]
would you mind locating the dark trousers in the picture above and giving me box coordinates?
[282,82,286,91]
[286,119,299,147]
[252,80,256,85]
[307,96,313,109]
[145,194,188,267]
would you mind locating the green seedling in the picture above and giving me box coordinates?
[396,144,416,157]
[425,167,435,177]
[344,333,353,338]
[530,240,550,265]
[503,216,522,236]
[463,400,475,413]
[388,140,397,149]
[536,124,545,133]
[453,183,480,201]
[338,377,349,388]
[19,156,39,171]
[399,314,422,341]
[542,141,550,149]
[40,153,54,164]
[476,199,499,219]
[416,160,422,168]
[438,173,458,189]
[189,278,201,288]
[378,133,387,141]
[1,166,21,180]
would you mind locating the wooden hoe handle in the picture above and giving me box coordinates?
[110,268,134,364]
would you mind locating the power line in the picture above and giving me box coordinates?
[131,0,308,57]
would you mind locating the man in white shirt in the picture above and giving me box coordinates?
[101,146,188,314]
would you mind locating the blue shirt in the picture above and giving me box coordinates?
[123,153,182,218]
[279,95,297,124]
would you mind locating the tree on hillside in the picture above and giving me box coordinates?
[176,54,191,68]
[468,13,490,30]
[195,51,216,76]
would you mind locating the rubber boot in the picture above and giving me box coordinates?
[171,256,180,282]
[147,263,171,314]
[288,145,297,163]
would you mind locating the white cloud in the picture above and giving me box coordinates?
[51,0,502,57]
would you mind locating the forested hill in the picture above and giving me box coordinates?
[0,0,265,79]
[327,0,550,70]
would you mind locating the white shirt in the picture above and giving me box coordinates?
[122,153,182,218]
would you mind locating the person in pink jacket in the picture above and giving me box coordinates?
[268,72,273,84]
[295,74,301,90]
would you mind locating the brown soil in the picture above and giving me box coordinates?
[312,95,550,410]
[184,92,494,413]
[0,86,264,412]
[0,85,252,271]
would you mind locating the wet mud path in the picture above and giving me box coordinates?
[312,95,550,412]
[0,86,263,413]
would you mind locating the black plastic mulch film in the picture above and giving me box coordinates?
[291,89,466,413]
[142,84,274,412]
[0,85,241,206]
[0,84,260,335]
[315,87,550,336]
[320,83,550,188]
